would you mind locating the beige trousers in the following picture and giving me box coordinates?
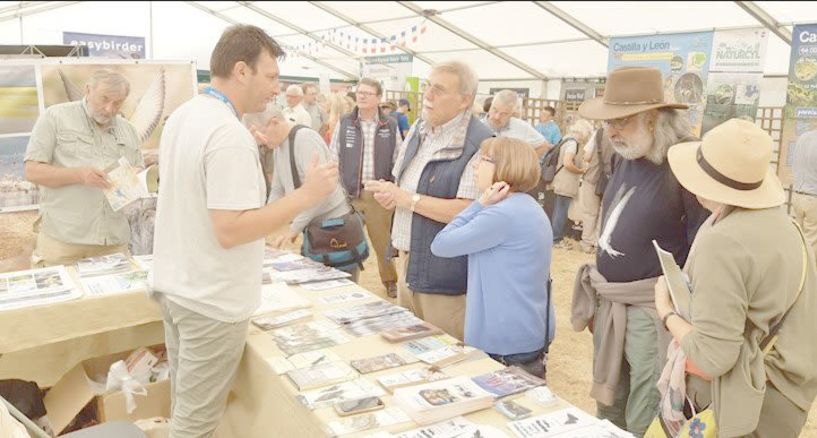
[352,191,398,290]
[396,251,466,341]
[792,193,817,259]
[155,295,249,438]
[31,232,127,268]
[579,180,602,250]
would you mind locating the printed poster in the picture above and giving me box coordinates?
[0,65,39,135]
[780,24,817,185]
[0,135,38,212]
[702,29,768,135]
[608,31,714,136]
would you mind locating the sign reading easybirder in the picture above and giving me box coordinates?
[63,31,146,59]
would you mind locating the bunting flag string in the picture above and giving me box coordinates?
[283,19,429,59]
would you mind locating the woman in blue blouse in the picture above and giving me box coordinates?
[431,137,554,378]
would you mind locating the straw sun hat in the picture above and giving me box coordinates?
[668,118,785,209]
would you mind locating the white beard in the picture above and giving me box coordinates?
[611,123,657,162]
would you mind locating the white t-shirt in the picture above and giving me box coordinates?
[150,95,266,322]
[493,117,546,147]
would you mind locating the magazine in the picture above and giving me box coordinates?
[300,279,356,291]
[324,301,406,325]
[402,336,459,356]
[344,311,423,337]
[317,291,370,306]
[471,366,546,399]
[381,322,442,343]
[508,407,598,438]
[270,321,351,356]
[75,253,132,277]
[0,266,81,312]
[324,407,411,437]
[296,378,385,410]
[652,240,692,321]
[252,309,312,331]
[271,266,351,285]
[350,353,412,374]
[393,377,494,425]
[377,368,449,393]
[266,350,343,375]
[253,282,312,316]
[103,158,152,211]
[268,258,324,272]
[82,270,148,296]
[286,361,358,391]
[415,345,480,368]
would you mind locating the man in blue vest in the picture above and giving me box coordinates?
[329,77,400,298]
[365,61,493,340]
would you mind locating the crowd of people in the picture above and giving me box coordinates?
[18,24,817,438]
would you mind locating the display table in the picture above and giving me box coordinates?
[217,281,585,438]
[0,267,163,386]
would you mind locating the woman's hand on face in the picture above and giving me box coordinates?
[654,275,674,319]
[478,182,510,206]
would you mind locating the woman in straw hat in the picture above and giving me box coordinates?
[654,118,817,437]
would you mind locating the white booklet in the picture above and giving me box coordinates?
[325,407,411,437]
[652,240,692,321]
[508,407,598,438]
[300,279,356,291]
[103,158,156,211]
[317,291,370,306]
[82,270,148,296]
[253,282,312,317]
[0,266,82,311]
[296,378,385,410]
[286,361,358,391]
[75,253,132,277]
[393,377,494,425]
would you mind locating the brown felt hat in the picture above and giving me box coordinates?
[579,66,688,120]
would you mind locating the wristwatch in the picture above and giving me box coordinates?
[410,193,421,212]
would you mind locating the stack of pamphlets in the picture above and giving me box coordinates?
[508,407,629,437]
[76,253,132,277]
[381,322,442,343]
[285,361,358,391]
[393,377,494,425]
[371,417,510,438]
[0,266,82,311]
[81,270,148,296]
[296,379,385,410]
[252,309,312,330]
[323,407,411,437]
[415,345,481,368]
[470,366,546,399]
[376,368,449,393]
[267,350,343,375]
[350,353,415,374]
[269,321,351,356]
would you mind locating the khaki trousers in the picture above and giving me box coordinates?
[792,193,817,259]
[396,251,466,341]
[31,232,127,268]
[352,191,398,289]
[579,180,602,250]
[155,294,249,438]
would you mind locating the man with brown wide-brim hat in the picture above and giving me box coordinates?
[571,66,709,436]
[653,118,817,437]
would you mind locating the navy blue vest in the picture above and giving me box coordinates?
[337,107,398,198]
[397,115,493,295]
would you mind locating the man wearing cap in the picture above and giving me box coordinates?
[792,128,817,257]
[571,66,709,436]
[655,119,817,437]
[396,99,412,138]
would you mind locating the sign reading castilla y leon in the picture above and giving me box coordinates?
[63,31,145,59]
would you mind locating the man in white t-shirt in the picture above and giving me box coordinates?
[282,84,313,126]
[485,89,549,156]
[151,24,338,438]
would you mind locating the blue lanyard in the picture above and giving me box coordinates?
[202,86,239,119]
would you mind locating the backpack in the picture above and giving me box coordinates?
[540,138,570,184]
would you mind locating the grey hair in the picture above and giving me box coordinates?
[86,69,130,95]
[242,102,285,129]
[285,84,303,96]
[431,60,478,100]
[492,89,519,110]
[647,108,693,165]
[568,119,594,141]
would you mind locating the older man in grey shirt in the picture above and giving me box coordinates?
[792,128,817,255]
[247,105,357,278]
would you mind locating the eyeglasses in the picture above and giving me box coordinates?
[603,116,632,130]
[421,80,454,98]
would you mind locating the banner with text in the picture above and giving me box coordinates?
[780,23,817,185]
[63,31,146,59]
[608,31,714,136]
